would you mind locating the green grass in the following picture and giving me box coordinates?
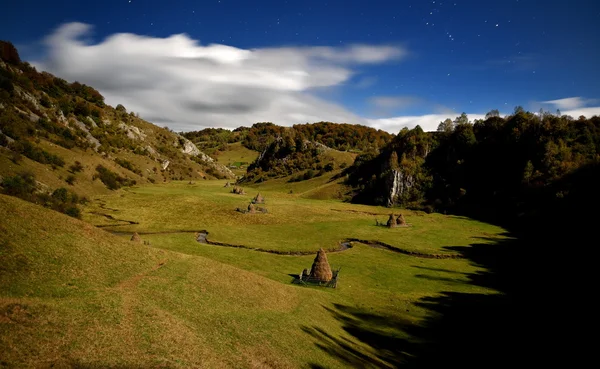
[211,142,259,176]
[1,179,507,368]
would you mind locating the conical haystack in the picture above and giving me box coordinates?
[310,248,333,282]
[396,213,406,226]
[247,203,256,214]
[253,193,265,204]
[224,182,230,187]
[130,232,142,243]
[231,186,246,195]
[387,214,397,228]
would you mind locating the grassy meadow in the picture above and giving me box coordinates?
[1,178,508,368]
[211,142,259,176]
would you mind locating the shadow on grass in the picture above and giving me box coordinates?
[303,160,598,367]
[302,235,560,368]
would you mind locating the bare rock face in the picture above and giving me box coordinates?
[57,110,68,125]
[85,116,98,128]
[72,119,101,150]
[118,122,146,141]
[386,169,415,207]
[180,137,201,156]
[161,160,170,170]
[14,86,43,112]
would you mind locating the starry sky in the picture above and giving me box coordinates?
[2,0,599,132]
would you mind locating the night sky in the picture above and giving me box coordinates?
[2,0,599,132]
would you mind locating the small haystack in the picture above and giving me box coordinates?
[253,193,265,204]
[247,203,256,214]
[302,268,310,278]
[224,182,231,188]
[386,214,397,228]
[310,248,333,282]
[130,232,142,243]
[231,186,246,195]
[396,213,407,226]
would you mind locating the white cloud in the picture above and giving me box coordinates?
[541,97,595,110]
[36,23,406,131]
[562,107,600,119]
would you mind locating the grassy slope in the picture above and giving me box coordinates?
[1,180,505,367]
[211,142,259,176]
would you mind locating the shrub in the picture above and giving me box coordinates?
[69,161,84,173]
[1,172,36,199]
[65,174,76,185]
[115,158,142,175]
[95,165,134,190]
[10,140,65,167]
[64,206,81,218]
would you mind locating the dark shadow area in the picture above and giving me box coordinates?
[303,162,599,368]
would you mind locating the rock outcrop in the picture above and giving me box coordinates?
[386,169,415,207]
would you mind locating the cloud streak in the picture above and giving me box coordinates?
[541,97,597,110]
[36,23,406,131]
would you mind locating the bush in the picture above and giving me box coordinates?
[65,174,76,185]
[69,161,84,173]
[95,165,134,190]
[9,140,65,167]
[65,206,81,218]
[115,158,142,175]
[303,169,315,180]
[0,132,8,146]
[1,172,36,198]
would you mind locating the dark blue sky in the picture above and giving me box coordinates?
[2,0,600,131]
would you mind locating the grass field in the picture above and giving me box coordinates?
[211,142,259,176]
[1,179,508,368]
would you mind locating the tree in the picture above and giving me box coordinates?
[523,160,534,184]
[514,106,525,115]
[485,109,500,119]
[389,150,399,171]
[0,41,21,64]
[454,113,469,127]
[437,118,454,133]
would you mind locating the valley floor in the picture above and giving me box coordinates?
[1,180,511,368]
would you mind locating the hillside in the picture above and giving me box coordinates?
[0,41,234,207]
[183,122,391,183]
[346,112,600,220]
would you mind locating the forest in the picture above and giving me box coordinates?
[347,109,600,226]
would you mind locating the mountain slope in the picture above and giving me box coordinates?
[0,41,234,202]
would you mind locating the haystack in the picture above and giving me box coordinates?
[231,186,246,195]
[130,232,142,243]
[387,214,397,228]
[253,193,265,204]
[396,213,406,226]
[309,248,333,282]
[247,203,256,214]
[224,182,230,188]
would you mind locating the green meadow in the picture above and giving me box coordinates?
[1,179,507,368]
